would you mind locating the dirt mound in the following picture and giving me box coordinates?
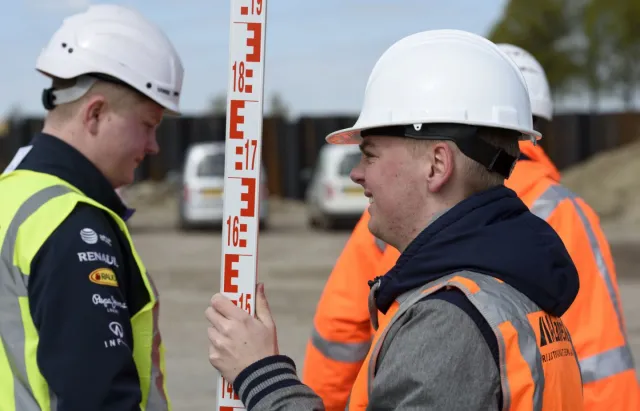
[119,180,180,208]
[561,139,640,226]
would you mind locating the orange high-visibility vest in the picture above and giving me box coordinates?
[346,272,584,410]
[302,141,639,411]
[302,211,383,408]
[507,143,639,410]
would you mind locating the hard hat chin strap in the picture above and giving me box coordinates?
[41,76,98,110]
[361,124,518,178]
[452,132,517,178]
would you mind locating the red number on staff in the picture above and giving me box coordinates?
[252,0,262,15]
[226,216,240,246]
[238,293,252,312]
[232,61,245,92]
[244,139,257,170]
[221,378,239,400]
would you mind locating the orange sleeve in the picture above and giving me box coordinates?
[545,199,639,410]
[301,209,384,411]
[545,200,626,359]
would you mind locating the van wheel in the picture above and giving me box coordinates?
[177,207,195,232]
[311,214,334,230]
[178,216,194,232]
[308,215,321,229]
[321,216,335,230]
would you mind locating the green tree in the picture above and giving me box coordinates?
[572,0,640,111]
[268,92,289,119]
[209,92,227,115]
[579,0,615,111]
[488,0,583,99]
[604,0,640,109]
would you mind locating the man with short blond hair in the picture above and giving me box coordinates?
[0,4,183,410]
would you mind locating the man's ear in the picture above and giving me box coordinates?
[426,141,455,193]
[83,95,106,136]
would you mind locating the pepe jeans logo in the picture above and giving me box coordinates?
[92,294,127,314]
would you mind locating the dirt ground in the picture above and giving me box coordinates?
[126,199,640,410]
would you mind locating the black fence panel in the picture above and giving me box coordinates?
[3,113,639,198]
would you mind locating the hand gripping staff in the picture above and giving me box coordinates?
[217,0,268,410]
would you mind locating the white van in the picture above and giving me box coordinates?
[303,144,368,229]
[178,141,269,230]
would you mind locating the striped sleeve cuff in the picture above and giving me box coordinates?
[233,355,302,410]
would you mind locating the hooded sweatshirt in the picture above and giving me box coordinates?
[373,183,577,318]
[232,184,580,411]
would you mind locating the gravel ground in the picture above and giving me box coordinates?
[126,198,640,410]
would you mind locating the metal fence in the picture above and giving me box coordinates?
[1,112,639,199]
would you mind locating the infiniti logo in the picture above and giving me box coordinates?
[109,322,124,338]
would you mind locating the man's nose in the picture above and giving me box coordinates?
[350,161,364,186]
[147,136,160,155]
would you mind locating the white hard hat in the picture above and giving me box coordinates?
[36,4,184,114]
[326,29,539,146]
[496,44,553,120]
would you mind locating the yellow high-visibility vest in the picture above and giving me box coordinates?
[0,169,171,410]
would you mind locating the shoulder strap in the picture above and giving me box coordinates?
[425,288,503,409]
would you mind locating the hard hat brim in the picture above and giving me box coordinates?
[326,119,542,145]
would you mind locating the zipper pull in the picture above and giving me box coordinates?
[368,277,382,331]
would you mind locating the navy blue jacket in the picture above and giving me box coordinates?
[371,184,580,396]
[373,184,579,316]
[17,133,147,411]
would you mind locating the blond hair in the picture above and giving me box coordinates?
[46,76,146,123]
[460,128,520,193]
[407,127,520,194]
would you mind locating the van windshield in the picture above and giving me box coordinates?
[196,153,225,177]
[337,152,361,176]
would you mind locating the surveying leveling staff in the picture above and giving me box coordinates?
[0,5,184,410]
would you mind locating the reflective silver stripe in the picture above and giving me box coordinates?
[311,326,372,363]
[580,345,635,384]
[0,184,72,410]
[373,237,387,253]
[455,272,544,411]
[145,276,169,410]
[366,272,547,410]
[530,185,636,379]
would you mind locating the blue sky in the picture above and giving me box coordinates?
[0,0,533,118]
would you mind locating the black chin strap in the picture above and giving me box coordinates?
[361,124,520,179]
[452,134,517,178]
[41,87,57,110]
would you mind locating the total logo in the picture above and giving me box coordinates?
[89,268,118,287]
